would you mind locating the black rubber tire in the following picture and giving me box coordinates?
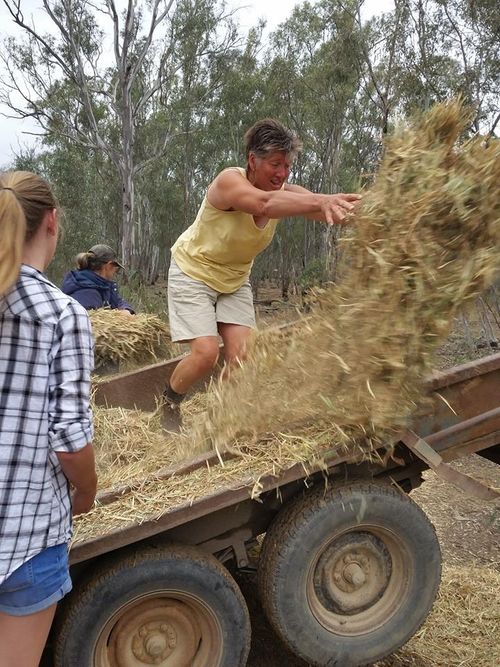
[53,543,251,667]
[258,482,441,667]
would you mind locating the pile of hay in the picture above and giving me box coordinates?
[74,421,331,543]
[89,309,179,371]
[187,100,500,457]
[91,403,176,491]
[376,565,500,666]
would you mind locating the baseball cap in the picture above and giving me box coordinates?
[88,244,125,270]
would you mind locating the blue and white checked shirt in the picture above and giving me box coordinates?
[0,265,94,585]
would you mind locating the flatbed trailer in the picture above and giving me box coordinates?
[49,351,500,667]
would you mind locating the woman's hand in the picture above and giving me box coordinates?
[320,193,362,225]
[72,487,97,516]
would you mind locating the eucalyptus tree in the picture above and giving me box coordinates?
[254,0,365,292]
[399,0,499,136]
[0,0,240,272]
[203,23,267,172]
[353,0,499,137]
[159,0,242,230]
[9,140,119,283]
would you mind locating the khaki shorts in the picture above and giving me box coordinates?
[167,258,256,342]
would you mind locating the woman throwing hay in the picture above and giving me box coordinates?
[0,172,97,667]
[163,118,360,432]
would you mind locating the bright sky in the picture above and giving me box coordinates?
[0,0,394,166]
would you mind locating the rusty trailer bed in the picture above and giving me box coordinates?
[72,352,500,567]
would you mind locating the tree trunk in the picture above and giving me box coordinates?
[120,66,136,271]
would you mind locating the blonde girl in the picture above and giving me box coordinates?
[0,172,97,667]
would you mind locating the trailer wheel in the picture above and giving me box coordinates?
[258,482,441,667]
[53,544,250,667]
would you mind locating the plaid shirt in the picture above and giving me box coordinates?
[0,265,94,585]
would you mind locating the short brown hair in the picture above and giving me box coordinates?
[244,119,302,159]
[0,171,56,294]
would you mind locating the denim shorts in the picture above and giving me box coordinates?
[0,544,72,616]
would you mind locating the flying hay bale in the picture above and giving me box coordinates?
[89,309,179,371]
[187,100,500,458]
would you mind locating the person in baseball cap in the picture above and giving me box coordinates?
[87,244,126,270]
[61,243,134,313]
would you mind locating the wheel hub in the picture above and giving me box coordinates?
[132,621,177,664]
[313,532,392,614]
[341,562,366,589]
[110,599,202,666]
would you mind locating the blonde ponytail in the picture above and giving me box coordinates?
[0,187,25,294]
[0,171,56,295]
[75,252,92,270]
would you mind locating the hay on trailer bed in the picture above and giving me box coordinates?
[89,309,180,371]
[76,387,345,540]
[92,403,178,491]
[73,422,338,543]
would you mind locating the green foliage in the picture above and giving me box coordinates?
[299,258,329,291]
[2,0,498,290]
[119,277,168,318]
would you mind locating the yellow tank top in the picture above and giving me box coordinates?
[172,168,280,293]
